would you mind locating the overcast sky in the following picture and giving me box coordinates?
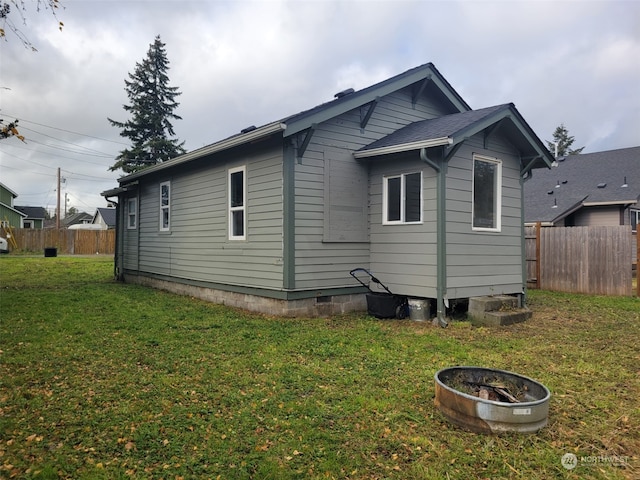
[1,0,638,216]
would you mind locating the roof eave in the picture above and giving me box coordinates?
[353,137,452,159]
[582,200,639,207]
[116,122,286,185]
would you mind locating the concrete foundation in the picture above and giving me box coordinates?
[124,273,367,317]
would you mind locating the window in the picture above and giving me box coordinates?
[127,197,137,229]
[472,155,502,231]
[23,220,34,229]
[631,209,639,232]
[159,181,170,231]
[229,166,246,240]
[383,172,422,224]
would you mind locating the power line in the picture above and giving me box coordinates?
[1,113,129,146]
[18,125,116,157]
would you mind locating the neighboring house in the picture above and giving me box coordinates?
[92,207,117,229]
[15,206,48,229]
[524,146,640,228]
[61,212,93,228]
[0,182,27,229]
[102,62,553,322]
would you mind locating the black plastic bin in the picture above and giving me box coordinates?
[44,247,57,257]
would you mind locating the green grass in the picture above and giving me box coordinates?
[1,256,638,479]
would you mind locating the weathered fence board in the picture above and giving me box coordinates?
[526,225,633,296]
[5,229,115,255]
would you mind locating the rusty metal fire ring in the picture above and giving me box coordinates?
[434,366,551,434]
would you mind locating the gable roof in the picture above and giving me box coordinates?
[15,206,47,219]
[107,63,470,188]
[62,212,93,226]
[524,146,640,224]
[94,207,117,227]
[354,103,553,172]
[0,182,19,199]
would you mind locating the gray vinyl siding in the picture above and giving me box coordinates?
[293,87,451,290]
[444,136,525,299]
[369,155,438,298]
[130,145,284,290]
[122,195,139,270]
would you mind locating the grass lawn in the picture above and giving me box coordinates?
[1,256,638,479]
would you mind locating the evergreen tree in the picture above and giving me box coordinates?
[108,35,185,174]
[546,123,585,158]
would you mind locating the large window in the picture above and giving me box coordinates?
[127,197,137,229]
[229,166,246,240]
[383,172,422,224]
[472,154,502,231]
[159,181,170,231]
[631,209,639,232]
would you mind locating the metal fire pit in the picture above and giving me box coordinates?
[434,366,551,434]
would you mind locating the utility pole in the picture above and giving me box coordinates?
[56,167,61,229]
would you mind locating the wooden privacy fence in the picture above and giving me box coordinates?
[526,225,635,296]
[5,228,115,255]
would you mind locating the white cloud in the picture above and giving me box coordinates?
[1,0,638,214]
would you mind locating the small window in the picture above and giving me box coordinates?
[159,181,170,231]
[127,197,137,229]
[229,166,246,240]
[383,172,422,224]
[23,220,34,229]
[472,155,502,231]
[631,209,639,233]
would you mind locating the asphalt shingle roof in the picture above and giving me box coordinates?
[358,104,510,152]
[15,206,47,219]
[524,146,640,224]
[96,207,117,227]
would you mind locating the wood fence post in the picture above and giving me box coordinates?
[536,222,541,289]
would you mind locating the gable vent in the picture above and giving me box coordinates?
[597,182,607,189]
[334,88,355,99]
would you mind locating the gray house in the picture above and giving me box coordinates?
[524,146,640,229]
[102,63,553,323]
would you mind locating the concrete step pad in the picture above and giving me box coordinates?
[469,308,532,327]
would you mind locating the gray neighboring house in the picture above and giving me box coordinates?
[62,212,93,228]
[102,62,553,322]
[92,207,117,229]
[524,146,640,228]
[15,206,48,229]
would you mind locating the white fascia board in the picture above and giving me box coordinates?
[353,137,452,159]
[582,200,638,207]
[119,122,286,183]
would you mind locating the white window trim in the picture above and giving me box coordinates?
[159,181,170,232]
[228,166,246,240]
[631,209,639,233]
[382,171,423,225]
[472,154,502,232]
[127,197,137,230]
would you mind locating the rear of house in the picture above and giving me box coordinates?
[103,63,553,322]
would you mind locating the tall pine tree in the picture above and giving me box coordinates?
[109,35,185,173]
[546,123,585,158]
